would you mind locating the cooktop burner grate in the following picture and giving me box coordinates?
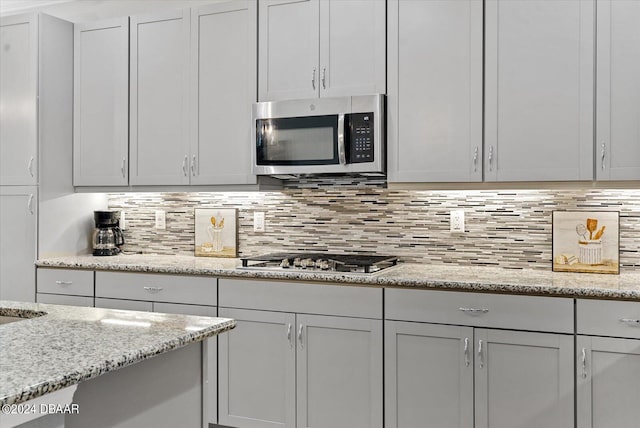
[240,252,399,274]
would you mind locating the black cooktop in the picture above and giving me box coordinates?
[240,252,399,274]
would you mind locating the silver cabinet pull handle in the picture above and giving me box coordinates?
[298,324,304,348]
[121,158,126,178]
[312,68,316,90]
[490,145,494,171]
[191,155,196,176]
[581,348,587,378]
[182,155,188,176]
[287,323,292,348]
[601,142,606,170]
[143,286,163,293]
[473,147,478,172]
[321,67,326,89]
[478,339,484,369]
[620,318,640,325]
[464,337,470,367]
[55,280,73,285]
[28,156,35,177]
[27,194,34,214]
[459,307,489,314]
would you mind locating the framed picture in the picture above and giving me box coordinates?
[552,211,619,274]
[194,208,237,257]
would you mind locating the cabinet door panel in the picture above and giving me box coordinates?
[0,188,36,302]
[218,308,296,428]
[37,293,93,307]
[0,14,38,185]
[485,0,594,181]
[130,10,190,185]
[577,336,640,428]
[475,329,574,428]
[94,297,153,312]
[73,18,129,186]
[596,0,640,180]
[258,0,319,101]
[297,314,382,428]
[385,321,473,428]
[388,0,483,182]
[319,0,385,97]
[191,1,257,185]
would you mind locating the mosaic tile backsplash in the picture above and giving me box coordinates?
[108,189,640,271]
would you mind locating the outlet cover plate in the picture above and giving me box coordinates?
[450,210,465,233]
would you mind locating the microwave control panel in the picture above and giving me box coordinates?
[349,113,374,163]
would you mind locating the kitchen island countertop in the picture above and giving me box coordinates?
[0,300,235,406]
[37,254,640,301]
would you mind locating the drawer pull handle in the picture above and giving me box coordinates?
[581,348,588,378]
[459,307,489,314]
[619,318,640,326]
[55,281,72,285]
[464,337,470,367]
[143,286,163,293]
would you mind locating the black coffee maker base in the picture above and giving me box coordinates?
[93,249,120,256]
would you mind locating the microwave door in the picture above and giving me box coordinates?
[256,115,340,167]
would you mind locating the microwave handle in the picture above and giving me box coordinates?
[337,114,347,165]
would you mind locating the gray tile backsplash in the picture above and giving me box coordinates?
[108,188,640,270]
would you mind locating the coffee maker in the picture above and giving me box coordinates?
[92,211,125,256]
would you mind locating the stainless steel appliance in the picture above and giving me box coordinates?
[240,252,398,275]
[252,94,385,176]
[92,211,124,256]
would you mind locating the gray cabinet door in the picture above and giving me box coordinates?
[385,321,474,428]
[387,0,483,182]
[485,0,594,181]
[475,329,574,428]
[319,0,385,97]
[218,308,296,428]
[191,1,257,185]
[130,9,190,185]
[0,187,37,302]
[596,0,640,180]
[73,17,129,186]
[577,335,640,428]
[0,14,38,186]
[258,0,320,101]
[296,314,383,428]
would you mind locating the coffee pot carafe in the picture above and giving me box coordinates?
[92,211,124,256]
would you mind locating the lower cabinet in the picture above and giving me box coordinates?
[385,321,574,428]
[37,293,94,307]
[218,308,383,428]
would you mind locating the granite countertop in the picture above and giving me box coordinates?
[0,300,235,406]
[36,254,640,301]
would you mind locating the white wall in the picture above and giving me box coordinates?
[1,0,222,21]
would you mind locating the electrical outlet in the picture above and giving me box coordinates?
[120,211,126,230]
[450,210,465,232]
[155,210,166,230]
[254,211,265,232]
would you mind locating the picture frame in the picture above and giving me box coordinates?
[552,210,619,274]
[194,208,238,257]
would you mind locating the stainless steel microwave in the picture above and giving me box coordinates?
[252,94,385,176]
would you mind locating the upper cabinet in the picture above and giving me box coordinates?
[129,9,191,186]
[190,1,257,185]
[258,0,385,101]
[73,18,129,186]
[595,0,640,180]
[387,0,483,183]
[484,0,594,181]
[0,14,38,185]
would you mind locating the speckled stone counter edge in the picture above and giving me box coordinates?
[36,256,640,301]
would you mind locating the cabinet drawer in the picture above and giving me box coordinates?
[95,272,217,306]
[577,299,640,339]
[95,297,153,312]
[37,268,94,297]
[385,288,573,333]
[219,278,382,319]
[37,293,94,307]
